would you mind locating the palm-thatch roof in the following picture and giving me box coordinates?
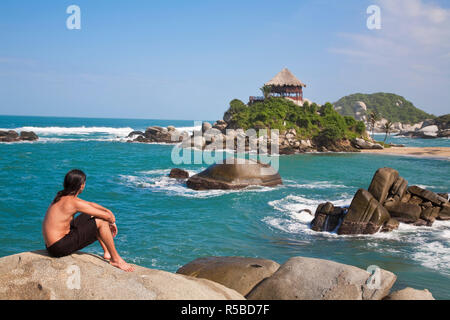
[265,68,306,87]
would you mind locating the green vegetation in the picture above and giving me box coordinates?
[334,93,435,124]
[224,97,366,142]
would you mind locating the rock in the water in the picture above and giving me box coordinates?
[383,201,421,223]
[186,159,282,190]
[169,168,189,179]
[176,256,280,296]
[338,189,390,235]
[142,126,181,143]
[389,177,408,201]
[127,130,144,138]
[384,287,434,300]
[408,186,446,205]
[201,122,212,133]
[368,168,399,203]
[381,218,400,232]
[246,257,396,300]
[0,130,38,142]
[311,202,346,232]
[0,251,244,300]
[438,203,450,220]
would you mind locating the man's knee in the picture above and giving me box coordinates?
[95,218,108,228]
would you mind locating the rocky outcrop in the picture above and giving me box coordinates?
[384,287,435,300]
[176,257,280,296]
[312,167,449,235]
[168,168,189,179]
[352,138,383,150]
[311,202,347,232]
[246,257,396,300]
[0,251,245,300]
[0,130,39,142]
[398,117,449,139]
[368,168,400,203]
[186,159,282,190]
[127,126,189,144]
[337,189,390,235]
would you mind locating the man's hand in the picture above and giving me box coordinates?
[109,223,118,237]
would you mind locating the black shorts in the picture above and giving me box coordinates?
[46,213,98,257]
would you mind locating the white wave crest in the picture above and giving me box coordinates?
[1,126,134,137]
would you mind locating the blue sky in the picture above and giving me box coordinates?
[0,0,449,120]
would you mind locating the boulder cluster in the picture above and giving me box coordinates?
[177,256,433,300]
[311,167,449,235]
[399,119,449,139]
[0,251,434,300]
[127,126,189,144]
[128,121,362,154]
[0,130,38,142]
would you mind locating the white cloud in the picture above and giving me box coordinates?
[332,0,450,78]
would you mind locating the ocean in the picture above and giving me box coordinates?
[0,115,449,299]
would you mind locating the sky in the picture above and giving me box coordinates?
[0,0,449,120]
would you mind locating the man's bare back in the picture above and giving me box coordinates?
[43,196,79,247]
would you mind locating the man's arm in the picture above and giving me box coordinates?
[75,199,115,223]
[89,201,112,214]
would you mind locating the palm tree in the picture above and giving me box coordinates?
[383,121,393,143]
[368,111,381,139]
[260,85,272,100]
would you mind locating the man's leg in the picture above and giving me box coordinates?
[95,218,134,272]
[97,237,111,260]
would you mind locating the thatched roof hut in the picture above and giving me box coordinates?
[265,68,306,88]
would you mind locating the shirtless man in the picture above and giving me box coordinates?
[42,169,134,272]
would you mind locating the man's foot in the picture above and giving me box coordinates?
[110,258,135,272]
[103,253,111,260]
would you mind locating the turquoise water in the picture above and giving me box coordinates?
[374,133,450,148]
[1,115,449,299]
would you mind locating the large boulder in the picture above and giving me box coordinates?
[311,202,346,232]
[186,159,282,190]
[351,138,383,150]
[0,251,245,300]
[388,177,408,201]
[0,130,20,142]
[407,186,446,206]
[169,168,189,179]
[384,287,434,300]
[176,257,280,297]
[338,189,391,235]
[438,203,450,220]
[0,130,39,142]
[142,126,182,143]
[19,131,39,141]
[368,168,399,203]
[383,201,421,223]
[246,257,396,300]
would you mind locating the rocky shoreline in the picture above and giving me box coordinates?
[0,250,435,300]
[126,122,386,155]
[0,130,39,142]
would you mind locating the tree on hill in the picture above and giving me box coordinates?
[368,111,381,139]
[383,121,393,143]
